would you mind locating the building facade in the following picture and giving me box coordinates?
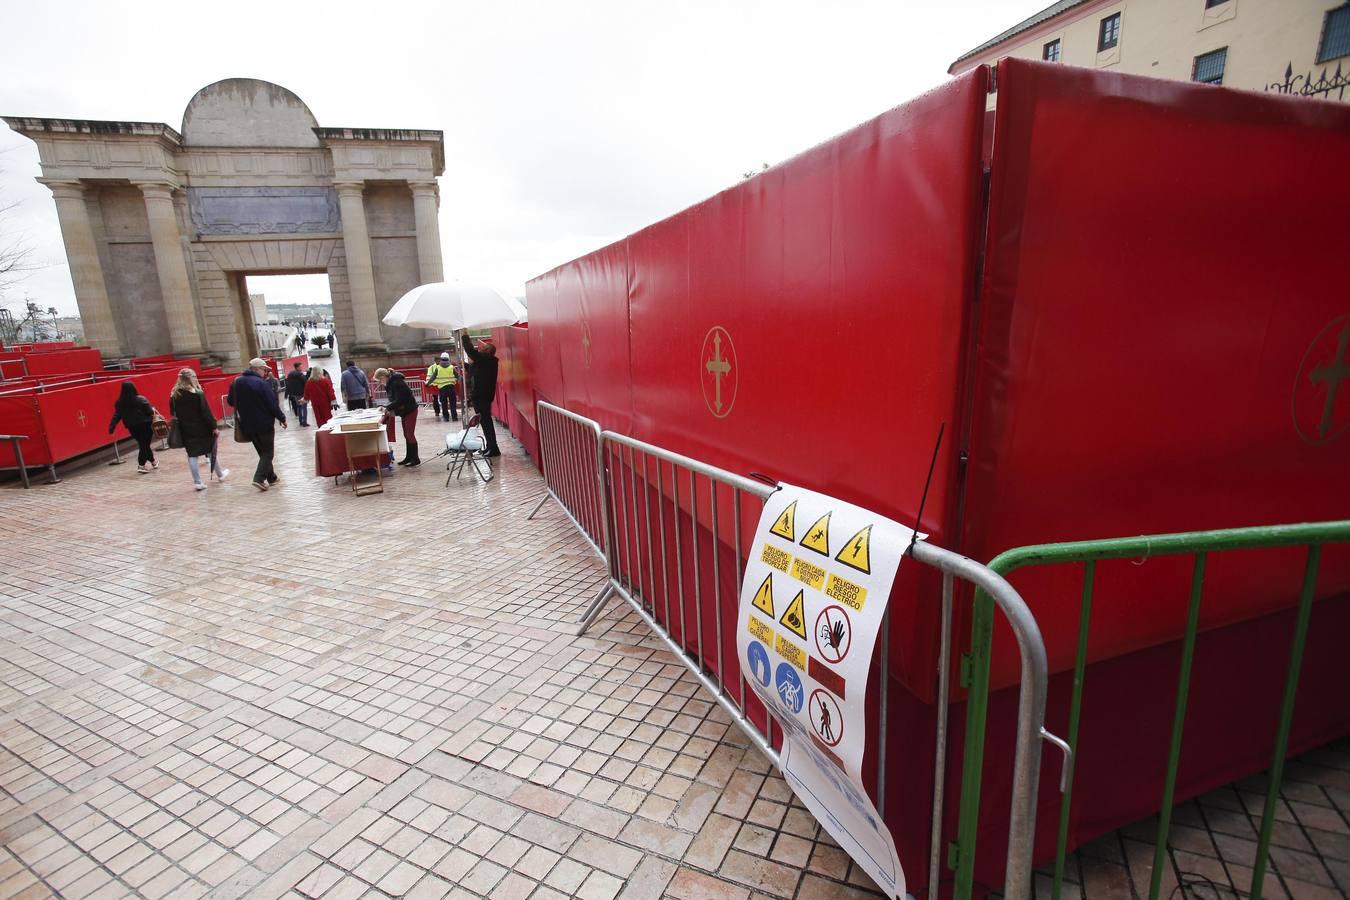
[950,0,1350,104]
[3,79,447,370]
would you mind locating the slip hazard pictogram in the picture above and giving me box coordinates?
[779,589,807,640]
[800,512,831,556]
[809,689,843,747]
[815,605,851,664]
[700,326,738,419]
[835,525,872,574]
[751,573,775,618]
[1293,314,1350,446]
[770,500,797,542]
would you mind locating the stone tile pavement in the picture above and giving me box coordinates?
[0,412,1345,899]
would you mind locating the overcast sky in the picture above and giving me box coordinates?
[0,0,1044,315]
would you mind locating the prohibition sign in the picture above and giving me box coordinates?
[814,605,851,664]
[809,689,843,747]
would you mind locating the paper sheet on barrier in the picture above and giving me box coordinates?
[736,483,915,900]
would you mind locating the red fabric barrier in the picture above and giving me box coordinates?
[489,324,540,464]
[0,369,179,468]
[527,70,990,886]
[2,348,103,377]
[0,394,46,468]
[951,58,1350,889]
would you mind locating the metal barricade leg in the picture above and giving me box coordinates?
[526,492,552,520]
[575,583,615,636]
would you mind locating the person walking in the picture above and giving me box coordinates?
[227,357,288,491]
[461,334,501,457]
[284,361,309,426]
[375,368,421,467]
[340,361,369,410]
[425,352,459,422]
[304,366,337,428]
[170,368,228,490]
[109,381,158,473]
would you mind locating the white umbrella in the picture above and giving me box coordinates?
[382,281,527,330]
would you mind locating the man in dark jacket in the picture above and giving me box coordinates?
[461,333,500,457]
[284,362,309,426]
[228,358,288,491]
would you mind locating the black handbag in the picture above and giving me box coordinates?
[167,418,184,449]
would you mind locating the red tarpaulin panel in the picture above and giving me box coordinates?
[0,348,103,378]
[528,69,991,886]
[0,368,181,468]
[954,59,1350,889]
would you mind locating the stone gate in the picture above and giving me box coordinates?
[4,78,447,369]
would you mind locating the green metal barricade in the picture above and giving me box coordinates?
[952,520,1350,900]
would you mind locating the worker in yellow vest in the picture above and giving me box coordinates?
[426,352,459,422]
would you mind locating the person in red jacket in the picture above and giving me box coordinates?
[303,366,337,428]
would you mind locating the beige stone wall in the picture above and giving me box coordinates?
[954,0,1346,108]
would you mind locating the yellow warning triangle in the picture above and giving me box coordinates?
[779,589,807,640]
[800,512,831,556]
[751,573,775,618]
[836,524,872,574]
[769,501,797,542]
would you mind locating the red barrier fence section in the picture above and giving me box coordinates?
[0,348,103,378]
[523,60,1350,896]
[530,69,989,692]
[492,324,538,461]
[527,69,990,885]
[0,368,181,468]
[968,60,1350,681]
[951,59,1350,889]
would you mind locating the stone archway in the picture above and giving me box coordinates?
[4,79,447,371]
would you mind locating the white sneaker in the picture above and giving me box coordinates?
[137,465,149,474]
[216,468,230,481]
[194,482,207,491]
[150,459,159,470]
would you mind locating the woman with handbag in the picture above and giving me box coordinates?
[170,368,228,491]
[108,381,158,474]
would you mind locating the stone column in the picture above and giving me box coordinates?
[334,181,386,350]
[138,182,204,357]
[410,181,450,342]
[409,182,444,285]
[41,180,121,358]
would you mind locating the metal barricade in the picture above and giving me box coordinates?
[954,521,1350,900]
[526,401,608,559]
[527,400,1058,900]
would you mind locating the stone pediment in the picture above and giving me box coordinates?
[182,78,321,148]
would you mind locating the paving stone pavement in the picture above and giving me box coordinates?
[0,413,1346,899]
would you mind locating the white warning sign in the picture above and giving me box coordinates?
[735,483,921,900]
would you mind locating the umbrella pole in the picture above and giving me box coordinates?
[456,328,469,430]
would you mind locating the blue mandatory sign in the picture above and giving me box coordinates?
[775,662,805,714]
[746,640,772,688]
